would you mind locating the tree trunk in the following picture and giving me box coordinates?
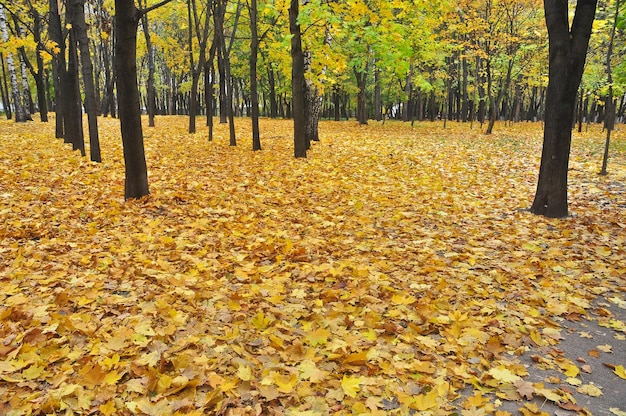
[214,0,227,124]
[249,0,261,150]
[0,54,10,119]
[25,7,48,122]
[140,0,156,127]
[355,67,368,125]
[599,0,620,175]
[115,0,149,199]
[187,0,211,134]
[486,57,514,134]
[530,0,597,218]
[64,6,86,155]
[267,65,278,118]
[73,0,101,162]
[290,0,306,158]
[402,67,412,122]
[206,43,216,140]
[0,5,26,122]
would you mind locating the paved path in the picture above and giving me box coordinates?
[497,291,626,415]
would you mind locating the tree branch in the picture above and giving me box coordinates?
[138,0,174,17]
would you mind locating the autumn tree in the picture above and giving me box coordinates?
[600,0,623,175]
[248,0,261,150]
[186,0,212,134]
[530,0,597,218]
[290,0,306,157]
[115,0,172,199]
[71,0,102,162]
[0,4,28,122]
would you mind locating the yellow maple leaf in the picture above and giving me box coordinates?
[274,372,298,393]
[341,375,362,398]
[488,366,521,383]
[613,365,626,380]
[577,384,603,397]
[298,360,327,383]
[391,293,416,305]
[99,401,117,416]
[237,365,252,381]
[22,365,45,380]
[103,370,123,385]
[562,364,579,378]
[413,389,438,411]
[305,327,330,346]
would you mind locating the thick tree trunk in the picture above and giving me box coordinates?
[530,0,597,218]
[115,0,149,199]
[290,0,306,158]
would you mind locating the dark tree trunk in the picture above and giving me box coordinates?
[355,68,368,125]
[140,0,156,127]
[290,0,306,158]
[486,57,514,134]
[530,0,597,218]
[115,0,150,199]
[333,85,340,121]
[65,7,85,155]
[206,43,216,140]
[187,0,211,134]
[214,0,227,124]
[402,68,412,122]
[249,0,261,150]
[0,54,10,119]
[29,8,48,122]
[73,0,101,162]
[461,55,469,122]
[600,0,620,175]
[267,65,278,118]
[374,65,382,121]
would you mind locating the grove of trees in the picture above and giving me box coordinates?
[0,0,624,215]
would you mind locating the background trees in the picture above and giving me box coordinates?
[2,0,620,131]
[0,0,622,203]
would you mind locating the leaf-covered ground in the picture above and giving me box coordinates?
[0,116,624,416]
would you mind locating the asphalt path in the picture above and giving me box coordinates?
[496,291,626,415]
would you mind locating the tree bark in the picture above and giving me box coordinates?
[355,67,368,125]
[187,0,211,134]
[140,0,156,127]
[73,0,101,162]
[115,0,149,199]
[249,0,261,150]
[0,54,10,119]
[600,0,620,175]
[290,0,306,158]
[530,0,597,218]
[0,5,27,122]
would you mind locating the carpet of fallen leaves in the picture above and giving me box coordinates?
[0,116,625,416]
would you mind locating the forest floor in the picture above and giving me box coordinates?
[0,116,625,416]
